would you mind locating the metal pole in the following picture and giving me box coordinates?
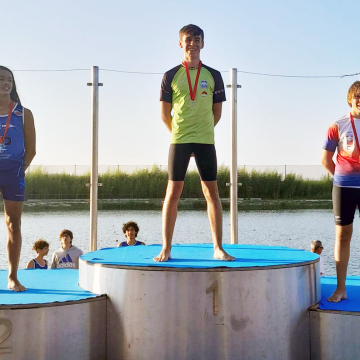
[229,68,240,244]
[87,66,101,252]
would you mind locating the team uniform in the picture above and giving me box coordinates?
[31,259,48,270]
[160,64,226,181]
[51,246,83,269]
[118,240,145,247]
[324,113,360,225]
[0,102,26,201]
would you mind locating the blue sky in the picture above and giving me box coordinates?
[3,0,359,166]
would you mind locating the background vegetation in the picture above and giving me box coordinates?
[24,166,332,200]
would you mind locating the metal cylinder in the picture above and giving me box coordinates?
[230,68,238,244]
[79,260,320,360]
[310,308,360,360]
[0,297,106,359]
[90,66,99,252]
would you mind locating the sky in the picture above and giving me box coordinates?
[2,0,360,168]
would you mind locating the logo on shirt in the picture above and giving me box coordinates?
[202,91,207,97]
[346,133,354,150]
[14,110,23,117]
[200,80,208,89]
[214,89,225,95]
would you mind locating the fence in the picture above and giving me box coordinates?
[26,164,329,180]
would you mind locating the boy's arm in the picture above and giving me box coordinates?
[160,101,172,132]
[321,149,335,176]
[51,253,57,269]
[213,102,223,126]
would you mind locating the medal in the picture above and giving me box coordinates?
[0,101,13,148]
[189,100,196,109]
[182,60,202,110]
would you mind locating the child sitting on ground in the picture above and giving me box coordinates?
[26,239,49,269]
[118,221,145,247]
[311,240,324,276]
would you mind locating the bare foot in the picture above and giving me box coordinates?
[214,248,235,261]
[8,278,27,292]
[327,288,347,303]
[153,249,171,262]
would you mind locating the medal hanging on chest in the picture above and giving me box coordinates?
[183,61,202,110]
[350,113,360,162]
[0,101,13,151]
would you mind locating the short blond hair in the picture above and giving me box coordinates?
[311,240,323,253]
[347,81,360,107]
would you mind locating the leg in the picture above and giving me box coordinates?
[328,186,356,302]
[154,181,184,262]
[327,224,352,302]
[154,144,191,262]
[201,180,235,261]
[4,200,26,292]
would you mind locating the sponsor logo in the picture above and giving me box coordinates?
[200,80,208,89]
[58,262,76,268]
[346,133,354,150]
[14,110,23,116]
[214,89,225,95]
[202,91,207,97]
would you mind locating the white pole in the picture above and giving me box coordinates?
[88,66,101,252]
[229,68,240,244]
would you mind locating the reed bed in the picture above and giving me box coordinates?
[25,166,332,200]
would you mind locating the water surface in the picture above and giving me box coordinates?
[0,209,359,275]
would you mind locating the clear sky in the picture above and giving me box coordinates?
[3,0,359,167]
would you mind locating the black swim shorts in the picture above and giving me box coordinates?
[332,185,360,226]
[168,143,217,181]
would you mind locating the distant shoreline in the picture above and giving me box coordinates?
[10,199,333,212]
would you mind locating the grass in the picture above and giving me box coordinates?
[24,166,333,201]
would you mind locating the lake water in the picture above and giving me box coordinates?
[1,209,360,275]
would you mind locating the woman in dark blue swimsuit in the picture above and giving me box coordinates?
[0,66,36,289]
[26,239,49,269]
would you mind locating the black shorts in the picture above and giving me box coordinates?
[332,185,360,226]
[168,143,217,181]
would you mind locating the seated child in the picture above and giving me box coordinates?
[311,240,324,276]
[27,239,49,269]
[51,229,83,269]
[118,221,145,247]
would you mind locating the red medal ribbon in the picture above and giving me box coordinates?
[182,61,202,101]
[350,113,360,161]
[0,101,13,145]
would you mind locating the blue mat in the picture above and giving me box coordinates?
[319,276,360,312]
[81,244,318,269]
[0,269,100,306]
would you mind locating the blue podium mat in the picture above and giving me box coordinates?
[0,269,100,306]
[81,244,318,269]
[319,276,360,312]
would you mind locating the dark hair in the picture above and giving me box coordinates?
[122,221,139,237]
[347,81,360,107]
[32,239,49,252]
[179,24,204,41]
[0,66,21,105]
[60,229,73,241]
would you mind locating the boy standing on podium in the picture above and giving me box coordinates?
[154,24,234,262]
